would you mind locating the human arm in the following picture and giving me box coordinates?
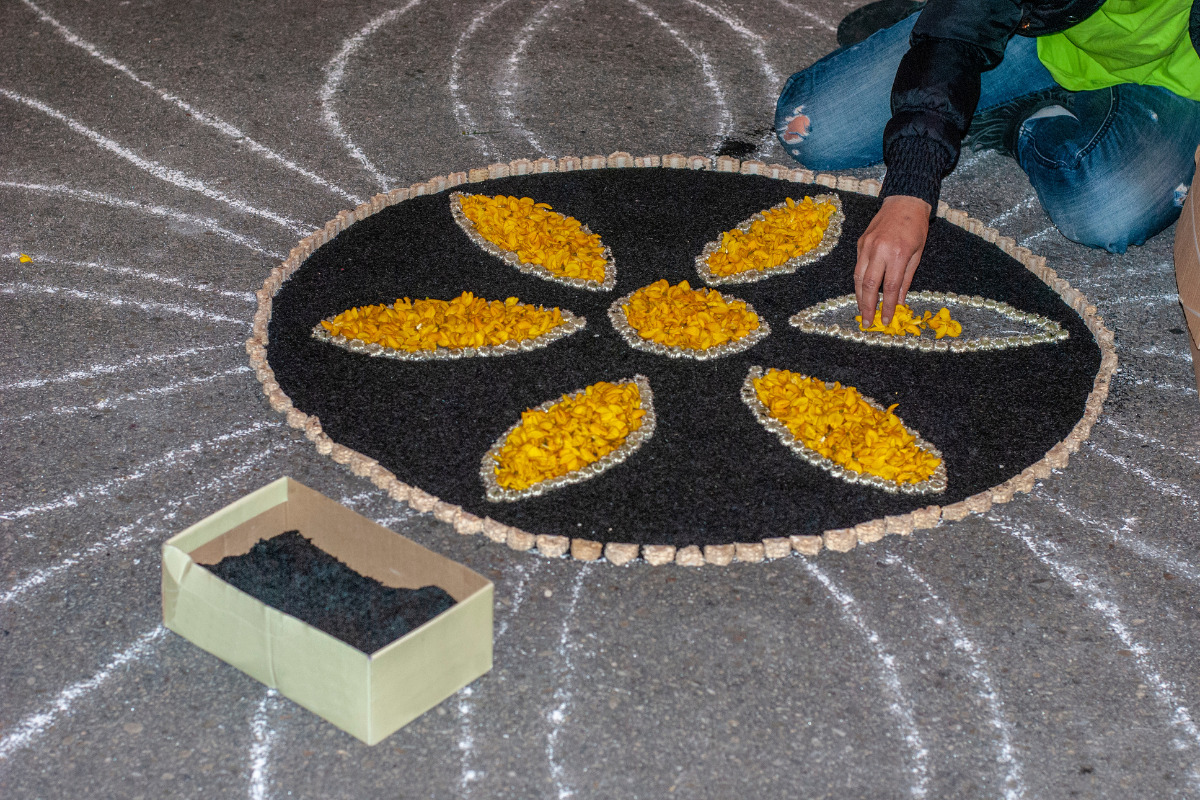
[855,195,932,324]
[858,0,1024,322]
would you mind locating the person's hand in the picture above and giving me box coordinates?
[854,194,932,325]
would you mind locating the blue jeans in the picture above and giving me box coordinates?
[774,13,1200,252]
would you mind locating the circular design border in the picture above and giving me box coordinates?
[246,151,1117,566]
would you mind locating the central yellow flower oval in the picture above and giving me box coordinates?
[485,377,654,500]
[612,279,766,358]
[750,368,942,487]
[454,193,613,289]
[314,292,579,356]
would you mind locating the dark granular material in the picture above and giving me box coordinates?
[267,168,1101,545]
[207,531,456,653]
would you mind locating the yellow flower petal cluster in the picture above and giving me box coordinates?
[319,292,566,351]
[706,196,836,277]
[621,279,760,350]
[459,194,607,283]
[753,369,941,485]
[494,381,646,491]
[856,303,963,339]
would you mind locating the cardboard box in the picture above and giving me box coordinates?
[162,477,493,745]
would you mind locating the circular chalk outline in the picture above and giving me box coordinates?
[247,151,1117,565]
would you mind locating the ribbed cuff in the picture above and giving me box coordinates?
[880,136,954,214]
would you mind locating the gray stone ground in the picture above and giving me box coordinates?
[1,0,1198,797]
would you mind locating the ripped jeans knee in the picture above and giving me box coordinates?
[773,66,888,169]
[778,105,811,147]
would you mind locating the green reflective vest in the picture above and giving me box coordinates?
[1037,0,1200,100]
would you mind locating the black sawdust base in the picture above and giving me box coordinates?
[267,168,1100,547]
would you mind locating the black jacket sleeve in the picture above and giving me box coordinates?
[880,0,1026,210]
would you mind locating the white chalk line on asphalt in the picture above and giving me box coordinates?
[546,565,591,800]
[0,181,285,259]
[991,515,1200,790]
[450,0,521,161]
[0,342,237,392]
[771,0,838,31]
[456,559,542,795]
[1104,292,1180,306]
[1130,343,1195,364]
[800,559,930,798]
[18,0,360,206]
[0,281,248,327]
[0,626,167,762]
[496,0,565,157]
[248,689,281,800]
[1100,417,1200,467]
[624,0,732,154]
[1019,225,1057,246]
[988,194,1039,228]
[1088,443,1199,510]
[884,553,1026,800]
[677,0,782,157]
[456,685,480,794]
[321,2,424,190]
[1112,373,1199,396]
[1031,491,1200,587]
[0,87,314,235]
[0,442,293,607]
[2,251,256,303]
[0,366,252,425]
[0,421,281,522]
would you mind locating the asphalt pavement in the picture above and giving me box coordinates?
[2,1,1199,798]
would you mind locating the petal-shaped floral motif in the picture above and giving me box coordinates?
[742,366,947,494]
[789,290,1068,353]
[696,194,843,285]
[608,279,769,360]
[312,292,584,360]
[481,376,656,502]
[450,192,616,291]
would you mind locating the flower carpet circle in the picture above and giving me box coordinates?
[255,157,1111,562]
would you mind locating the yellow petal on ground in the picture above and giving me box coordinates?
[750,368,942,487]
[455,193,611,287]
[702,196,838,280]
[855,303,962,338]
[18,254,32,263]
[315,292,576,354]
[488,378,653,496]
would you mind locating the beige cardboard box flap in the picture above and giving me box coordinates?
[163,477,493,744]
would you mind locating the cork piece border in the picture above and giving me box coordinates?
[789,290,1067,352]
[311,307,585,361]
[695,194,844,286]
[449,190,617,292]
[247,151,1117,565]
[607,286,770,361]
[480,375,656,502]
[741,366,948,495]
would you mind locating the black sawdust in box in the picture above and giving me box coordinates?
[162,477,493,745]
